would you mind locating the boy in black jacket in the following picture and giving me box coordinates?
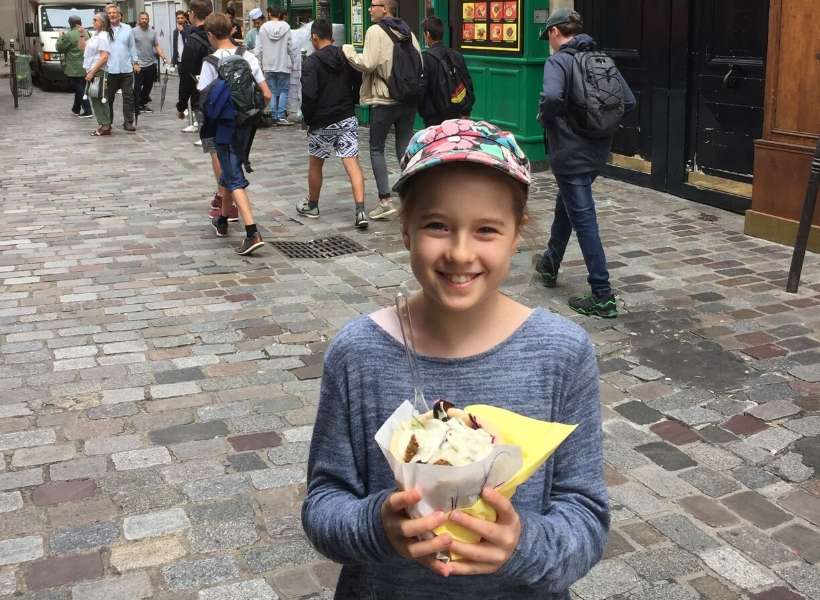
[419,17,474,127]
[298,20,368,229]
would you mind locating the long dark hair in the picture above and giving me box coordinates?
[94,11,114,40]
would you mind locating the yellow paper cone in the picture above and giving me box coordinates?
[434,405,577,549]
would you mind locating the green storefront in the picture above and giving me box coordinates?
[305,0,551,162]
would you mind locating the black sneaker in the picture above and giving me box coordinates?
[354,207,369,229]
[236,233,264,256]
[141,105,153,113]
[569,293,618,318]
[211,216,228,237]
[535,253,559,288]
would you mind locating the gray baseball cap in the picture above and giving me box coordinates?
[538,8,581,39]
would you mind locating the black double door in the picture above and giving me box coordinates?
[575,0,768,213]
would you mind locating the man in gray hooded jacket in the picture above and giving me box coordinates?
[254,7,293,125]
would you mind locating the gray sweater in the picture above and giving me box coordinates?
[302,309,609,599]
[254,19,292,73]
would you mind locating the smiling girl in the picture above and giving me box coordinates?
[302,119,608,599]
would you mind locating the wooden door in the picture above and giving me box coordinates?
[686,0,769,183]
[574,0,671,183]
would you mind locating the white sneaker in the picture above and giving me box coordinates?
[193,139,202,146]
[368,200,397,220]
[181,124,198,133]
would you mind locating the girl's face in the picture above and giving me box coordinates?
[402,167,522,316]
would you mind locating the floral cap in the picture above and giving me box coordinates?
[392,119,531,195]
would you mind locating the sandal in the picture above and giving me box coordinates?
[90,127,111,136]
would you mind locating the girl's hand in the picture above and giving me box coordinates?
[85,71,94,81]
[381,488,453,577]
[447,487,522,575]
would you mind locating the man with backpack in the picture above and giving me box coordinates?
[199,12,272,256]
[536,8,635,319]
[298,20,368,229]
[418,16,474,127]
[342,0,422,221]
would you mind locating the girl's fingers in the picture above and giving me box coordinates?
[416,555,452,578]
[384,489,421,514]
[480,487,516,523]
[448,539,506,565]
[399,511,448,539]
[405,533,452,559]
[448,509,499,543]
[446,559,497,576]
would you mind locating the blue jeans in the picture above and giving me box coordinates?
[543,172,611,297]
[265,71,289,120]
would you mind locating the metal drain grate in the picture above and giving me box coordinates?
[272,235,366,259]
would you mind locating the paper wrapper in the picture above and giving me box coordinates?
[375,401,577,553]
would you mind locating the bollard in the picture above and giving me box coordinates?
[786,138,820,293]
[9,39,18,109]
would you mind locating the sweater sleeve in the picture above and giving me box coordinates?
[496,336,609,591]
[538,55,567,125]
[302,359,397,565]
[300,58,318,126]
[342,25,385,74]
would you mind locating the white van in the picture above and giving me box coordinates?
[18,0,107,89]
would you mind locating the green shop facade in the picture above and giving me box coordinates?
[291,0,553,161]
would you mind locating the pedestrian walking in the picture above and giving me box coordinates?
[302,118,608,598]
[83,12,112,136]
[418,16,474,127]
[104,3,139,133]
[535,8,635,318]
[255,7,293,125]
[200,12,272,256]
[342,0,422,221]
[57,16,93,118]
[171,10,191,67]
[176,0,212,133]
[244,8,264,50]
[175,0,235,220]
[297,19,367,229]
[133,11,168,114]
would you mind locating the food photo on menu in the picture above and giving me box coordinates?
[504,23,517,42]
[490,1,503,21]
[462,2,474,20]
[474,2,487,19]
[490,22,503,41]
[504,0,517,20]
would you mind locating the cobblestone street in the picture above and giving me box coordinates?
[1,81,819,600]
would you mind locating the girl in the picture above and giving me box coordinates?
[302,119,608,599]
[83,12,112,136]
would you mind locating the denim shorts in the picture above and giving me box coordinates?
[216,128,251,191]
[201,136,217,154]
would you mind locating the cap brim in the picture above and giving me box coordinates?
[392,140,530,195]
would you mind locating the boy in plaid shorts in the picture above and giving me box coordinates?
[298,20,368,229]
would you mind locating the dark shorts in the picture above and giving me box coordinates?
[216,127,251,192]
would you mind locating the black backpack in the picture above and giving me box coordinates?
[379,23,424,104]
[564,48,626,138]
[428,47,474,119]
[203,46,265,126]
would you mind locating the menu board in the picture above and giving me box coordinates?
[457,0,521,54]
[351,0,364,46]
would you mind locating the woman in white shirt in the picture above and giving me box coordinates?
[83,12,113,136]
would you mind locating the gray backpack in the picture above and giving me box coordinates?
[565,48,626,139]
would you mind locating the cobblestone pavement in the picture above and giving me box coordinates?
[1,81,819,600]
